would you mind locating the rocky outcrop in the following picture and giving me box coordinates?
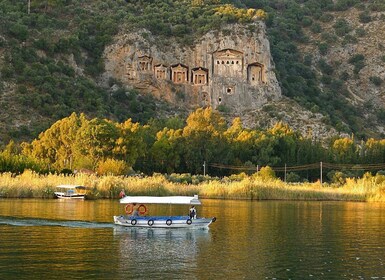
[103,22,281,114]
[300,8,385,136]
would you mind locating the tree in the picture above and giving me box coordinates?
[149,128,183,174]
[224,117,257,165]
[114,119,145,166]
[268,122,299,165]
[74,118,119,170]
[182,107,227,173]
[22,113,84,171]
[331,137,357,163]
[96,158,130,176]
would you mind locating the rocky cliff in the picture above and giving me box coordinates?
[103,22,281,114]
[300,7,385,136]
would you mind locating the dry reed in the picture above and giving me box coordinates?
[0,170,384,201]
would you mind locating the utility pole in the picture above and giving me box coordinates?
[203,161,206,176]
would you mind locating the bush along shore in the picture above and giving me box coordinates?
[0,169,384,202]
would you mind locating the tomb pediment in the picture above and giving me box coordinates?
[171,64,188,71]
[192,67,208,85]
[137,55,153,71]
[154,64,168,80]
[214,49,243,59]
[192,67,208,75]
[171,64,189,83]
[138,55,152,62]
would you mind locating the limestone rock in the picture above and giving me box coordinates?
[103,22,281,114]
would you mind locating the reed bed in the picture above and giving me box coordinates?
[0,170,384,202]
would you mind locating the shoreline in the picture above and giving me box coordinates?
[0,171,384,202]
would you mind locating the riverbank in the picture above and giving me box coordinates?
[0,170,384,202]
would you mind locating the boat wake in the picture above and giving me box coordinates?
[0,216,114,228]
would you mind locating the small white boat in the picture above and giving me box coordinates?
[113,195,216,229]
[54,185,87,199]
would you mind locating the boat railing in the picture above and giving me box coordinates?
[121,215,190,220]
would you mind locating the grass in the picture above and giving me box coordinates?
[0,170,384,202]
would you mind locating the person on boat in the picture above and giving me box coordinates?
[119,189,126,198]
[189,205,197,219]
[132,208,139,217]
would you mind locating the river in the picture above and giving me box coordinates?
[0,199,384,279]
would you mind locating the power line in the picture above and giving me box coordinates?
[209,162,385,172]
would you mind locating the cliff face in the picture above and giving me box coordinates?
[300,8,385,136]
[103,22,281,114]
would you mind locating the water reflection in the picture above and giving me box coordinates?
[1,199,385,279]
[0,215,114,228]
[113,228,211,279]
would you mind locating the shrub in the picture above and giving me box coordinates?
[310,23,322,33]
[327,170,347,186]
[9,23,28,41]
[348,54,365,74]
[359,11,372,23]
[318,42,329,55]
[348,54,365,64]
[369,76,383,86]
[217,105,230,113]
[355,28,366,37]
[340,71,350,81]
[333,19,351,37]
[318,59,334,75]
[302,17,313,27]
[321,32,338,43]
[254,166,276,181]
[166,173,193,184]
[96,158,130,176]
[319,14,334,22]
[286,172,301,183]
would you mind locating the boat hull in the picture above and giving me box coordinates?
[54,192,86,199]
[113,215,215,229]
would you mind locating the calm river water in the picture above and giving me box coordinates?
[0,199,385,279]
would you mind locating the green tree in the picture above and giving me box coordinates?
[114,119,145,166]
[330,137,357,163]
[22,112,84,171]
[74,118,119,170]
[182,107,227,174]
[268,122,300,165]
[224,117,256,165]
[96,158,130,176]
[149,128,183,174]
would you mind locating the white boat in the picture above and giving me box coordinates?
[113,195,216,229]
[54,185,87,199]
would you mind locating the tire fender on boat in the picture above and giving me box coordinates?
[131,219,137,226]
[148,219,154,226]
[125,204,134,215]
[212,217,217,222]
[166,219,172,226]
[186,219,192,225]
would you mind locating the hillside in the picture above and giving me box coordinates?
[0,0,384,145]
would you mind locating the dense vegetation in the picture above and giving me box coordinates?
[1,0,385,144]
[2,108,385,186]
[1,0,385,188]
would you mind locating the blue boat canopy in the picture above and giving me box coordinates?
[119,195,201,205]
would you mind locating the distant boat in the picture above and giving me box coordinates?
[54,185,88,199]
[113,195,216,229]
